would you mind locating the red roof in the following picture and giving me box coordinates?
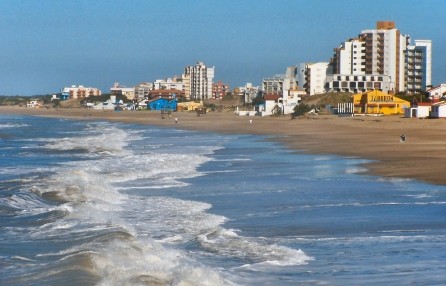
[264,93,281,101]
[417,102,433,106]
[148,89,185,99]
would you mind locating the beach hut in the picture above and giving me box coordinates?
[430,101,446,118]
[404,102,431,118]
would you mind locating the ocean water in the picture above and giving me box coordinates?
[0,113,445,286]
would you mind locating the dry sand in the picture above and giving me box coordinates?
[2,105,446,186]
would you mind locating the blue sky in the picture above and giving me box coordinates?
[0,0,444,96]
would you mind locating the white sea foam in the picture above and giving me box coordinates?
[198,229,313,267]
[11,256,36,262]
[0,123,29,128]
[376,177,412,183]
[91,238,230,286]
[345,166,368,174]
[43,125,135,156]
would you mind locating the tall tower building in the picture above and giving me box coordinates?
[182,62,214,100]
[329,21,431,94]
[331,39,366,75]
[359,21,409,93]
[405,40,432,94]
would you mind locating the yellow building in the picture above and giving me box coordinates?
[177,101,205,111]
[353,90,410,115]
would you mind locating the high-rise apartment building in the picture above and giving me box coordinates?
[329,21,431,94]
[359,21,408,93]
[182,62,214,100]
[331,39,366,75]
[405,40,432,94]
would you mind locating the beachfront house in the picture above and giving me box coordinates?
[430,101,446,118]
[93,99,117,110]
[258,94,281,116]
[425,84,446,101]
[281,89,304,114]
[92,96,127,111]
[404,102,431,118]
[256,90,303,117]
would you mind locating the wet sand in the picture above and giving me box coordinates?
[2,105,446,186]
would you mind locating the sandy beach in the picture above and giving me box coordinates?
[2,105,446,186]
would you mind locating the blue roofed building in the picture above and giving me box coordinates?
[147,98,177,111]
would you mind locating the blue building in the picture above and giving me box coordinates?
[147,98,177,111]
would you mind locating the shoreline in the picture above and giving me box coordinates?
[2,105,446,186]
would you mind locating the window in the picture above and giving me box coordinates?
[374,82,381,89]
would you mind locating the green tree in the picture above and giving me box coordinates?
[292,103,314,118]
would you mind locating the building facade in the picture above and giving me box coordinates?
[110,82,136,100]
[182,62,214,100]
[352,90,410,115]
[329,21,431,94]
[238,82,260,104]
[153,77,184,91]
[331,39,366,75]
[325,74,393,93]
[262,75,285,95]
[296,63,331,95]
[61,85,101,99]
[135,82,153,99]
[405,40,432,94]
[358,21,408,93]
[212,80,230,99]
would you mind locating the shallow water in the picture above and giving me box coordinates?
[0,114,445,285]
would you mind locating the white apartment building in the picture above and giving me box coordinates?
[182,62,214,100]
[296,62,331,95]
[135,82,153,99]
[329,21,432,94]
[262,75,285,94]
[333,39,366,74]
[238,82,260,104]
[406,40,432,94]
[110,82,136,100]
[153,77,184,91]
[61,85,101,99]
[263,66,298,95]
[359,21,408,93]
